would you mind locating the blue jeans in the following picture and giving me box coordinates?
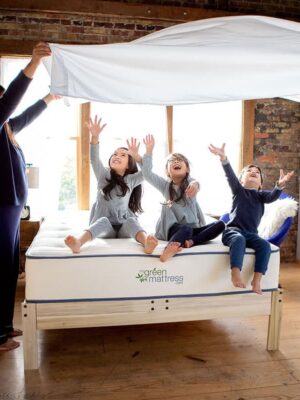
[168,221,225,246]
[222,228,271,274]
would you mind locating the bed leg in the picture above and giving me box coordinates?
[22,301,38,370]
[267,289,282,351]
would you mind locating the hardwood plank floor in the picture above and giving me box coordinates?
[0,263,300,400]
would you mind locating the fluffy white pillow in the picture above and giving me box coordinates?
[258,198,298,239]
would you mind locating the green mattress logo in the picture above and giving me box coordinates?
[136,268,183,285]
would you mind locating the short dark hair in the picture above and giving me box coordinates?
[239,164,263,185]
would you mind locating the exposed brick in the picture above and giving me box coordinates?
[114,23,135,30]
[17,17,29,23]
[256,154,278,164]
[61,19,72,26]
[66,26,85,33]
[94,22,114,28]
[72,19,84,26]
[255,132,269,139]
[0,15,16,22]
[28,17,61,24]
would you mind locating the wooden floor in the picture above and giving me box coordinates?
[1,263,300,400]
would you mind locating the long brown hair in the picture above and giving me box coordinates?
[102,147,143,214]
[165,153,190,204]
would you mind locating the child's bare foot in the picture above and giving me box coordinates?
[0,339,20,351]
[251,273,263,295]
[184,239,194,248]
[231,267,246,288]
[160,242,182,262]
[64,235,81,254]
[144,235,159,254]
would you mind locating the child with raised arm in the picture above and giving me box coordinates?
[64,116,158,254]
[209,143,294,294]
[137,134,225,262]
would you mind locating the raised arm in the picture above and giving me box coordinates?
[278,169,294,188]
[8,94,61,135]
[127,137,142,163]
[0,42,51,127]
[261,169,294,203]
[209,143,241,194]
[88,115,109,182]
[140,134,169,194]
[125,137,143,188]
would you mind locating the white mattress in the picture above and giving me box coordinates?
[25,214,280,302]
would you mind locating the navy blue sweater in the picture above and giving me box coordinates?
[222,160,282,233]
[0,71,47,206]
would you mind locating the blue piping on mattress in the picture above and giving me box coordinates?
[26,248,280,260]
[26,287,278,303]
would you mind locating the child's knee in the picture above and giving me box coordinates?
[216,220,226,233]
[230,234,246,248]
[181,225,193,236]
[261,239,271,255]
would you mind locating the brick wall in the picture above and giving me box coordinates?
[0,11,169,45]
[254,99,300,261]
[0,1,299,47]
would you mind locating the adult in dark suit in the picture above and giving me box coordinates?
[0,42,58,351]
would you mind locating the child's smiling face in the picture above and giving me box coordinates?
[109,148,129,175]
[166,154,190,181]
[240,166,262,189]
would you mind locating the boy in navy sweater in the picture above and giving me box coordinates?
[209,143,294,294]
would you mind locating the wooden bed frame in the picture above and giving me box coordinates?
[22,288,282,370]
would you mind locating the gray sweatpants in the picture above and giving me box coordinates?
[87,216,145,239]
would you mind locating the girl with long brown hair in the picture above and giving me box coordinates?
[65,116,158,254]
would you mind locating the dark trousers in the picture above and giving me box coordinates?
[222,228,271,274]
[0,205,22,344]
[168,220,225,246]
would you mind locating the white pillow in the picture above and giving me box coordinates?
[258,198,298,239]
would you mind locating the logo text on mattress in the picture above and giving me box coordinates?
[136,268,183,285]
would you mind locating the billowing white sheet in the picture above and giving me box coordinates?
[47,15,300,105]
[25,214,280,302]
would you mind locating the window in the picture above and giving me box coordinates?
[0,57,79,216]
[173,102,242,215]
[91,101,242,231]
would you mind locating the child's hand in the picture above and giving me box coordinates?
[278,169,294,188]
[127,137,141,162]
[208,143,226,161]
[143,134,155,154]
[185,181,199,198]
[88,115,107,144]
